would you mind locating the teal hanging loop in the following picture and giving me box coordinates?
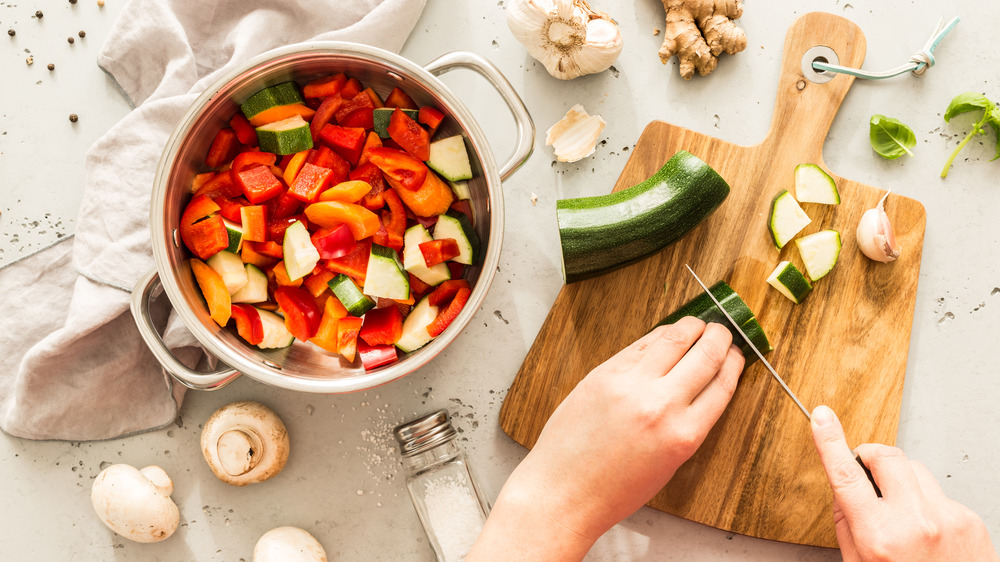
[812,17,960,80]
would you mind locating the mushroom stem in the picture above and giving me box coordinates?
[201,401,290,486]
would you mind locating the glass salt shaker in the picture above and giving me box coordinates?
[394,409,490,562]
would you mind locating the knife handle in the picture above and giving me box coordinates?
[855,453,882,498]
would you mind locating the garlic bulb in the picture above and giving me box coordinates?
[856,190,901,262]
[507,0,623,80]
[546,104,606,162]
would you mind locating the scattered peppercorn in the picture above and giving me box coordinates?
[69,0,78,4]
[47,63,55,71]
[7,29,14,37]
[67,36,75,44]
[69,114,78,123]
[35,10,44,18]
[78,30,86,38]
[97,0,105,5]
[26,55,34,65]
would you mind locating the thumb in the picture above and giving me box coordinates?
[811,406,879,521]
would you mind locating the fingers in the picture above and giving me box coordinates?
[625,317,707,378]
[853,443,920,500]
[909,460,948,501]
[659,322,734,399]
[831,496,862,562]
[687,344,745,422]
[811,406,881,523]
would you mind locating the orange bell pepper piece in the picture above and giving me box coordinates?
[318,180,372,204]
[282,150,310,186]
[248,103,316,127]
[309,296,349,352]
[304,201,381,240]
[336,316,363,362]
[385,169,454,218]
[272,261,304,288]
[190,258,231,326]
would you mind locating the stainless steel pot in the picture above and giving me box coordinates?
[130,42,533,393]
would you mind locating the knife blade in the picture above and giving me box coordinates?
[683,264,881,497]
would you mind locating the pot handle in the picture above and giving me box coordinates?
[130,269,241,391]
[424,51,534,182]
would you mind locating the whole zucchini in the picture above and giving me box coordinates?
[556,150,730,283]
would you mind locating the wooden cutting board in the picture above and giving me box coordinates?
[499,12,926,548]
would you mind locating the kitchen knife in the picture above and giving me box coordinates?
[684,264,881,497]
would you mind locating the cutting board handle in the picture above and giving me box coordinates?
[762,13,867,164]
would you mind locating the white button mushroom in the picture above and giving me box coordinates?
[201,401,290,486]
[90,464,179,543]
[254,527,328,562]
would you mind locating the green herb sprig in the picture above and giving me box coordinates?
[940,92,1000,178]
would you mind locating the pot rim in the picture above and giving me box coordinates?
[150,41,507,393]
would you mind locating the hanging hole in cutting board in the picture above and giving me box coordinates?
[801,45,839,84]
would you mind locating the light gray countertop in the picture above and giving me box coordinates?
[2,0,999,559]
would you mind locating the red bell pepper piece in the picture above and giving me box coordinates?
[382,188,406,252]
[191,172,215,193]
[358,131,383,167]
[205,128,239,168]
[214,196,247,223]
[419,238,461,267]
[426,287,470,337]
[179,195,229,260]
[240,205,267,242]
[191,258,232,326]
[367,147,427,191]
[335,91,375,130]
[364,87,384,109]
[230,304,264,345]
[306,146,351,185]
[336,315,364,362]
[357,341,398,370]
[408,272,433,299]
[427,279,471,307]
[323,239,371,284]
[318,124,366,166]
[449,199,474,226]
[387,108,431,161]
[352,162,388,210]
[448,262,466,280]
[229,114,258,146]
[274,286,321,340]
[194,170,241,199]
[251,240,284,259]
[265,192,302,221]
[288,163,334,203]
[384,87,418,110]
[372,216,389,249]
[418,106,445,135]
[359,305,403,346]
[236,165,283,204]
[310,94,344,141]
[303,73,347,99]
[232,151,277,174]
[267,214,308,243]
[310,223,355,260]
[339,77,363,100]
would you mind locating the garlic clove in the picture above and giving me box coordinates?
[507,0,623,80]
[545,104,606,162]
[856,190,901,262]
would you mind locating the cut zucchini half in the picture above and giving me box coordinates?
[795,229,841,281]
[448,180,472,201]
[557,150,730,283]
[655,280,771,366]
[794,164,840,205]
[223,218,244,254]
[241,82,304,121]
[256,115,314,155]
[257,308,295,349]
[207,250,248,295]
[427,135,474,181]
[433,211,479,265]
[364,244,410,301]
[328,274,375,316]
[282,220,320,282]
[766,261,813,304]
[769,189,812,249]
[403,224,451,286]
[373,107,418,138]
[396,295,440,353]
[232,264,268,304]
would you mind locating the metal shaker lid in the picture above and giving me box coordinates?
[394,409,457,457]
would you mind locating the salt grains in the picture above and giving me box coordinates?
[422,473,487,561]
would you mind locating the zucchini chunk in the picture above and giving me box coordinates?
[795,229,841,281]
[768,190,811,249]
[766,261,813,304]
[794,164,840,205]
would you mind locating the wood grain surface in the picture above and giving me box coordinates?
[499,12,927,548]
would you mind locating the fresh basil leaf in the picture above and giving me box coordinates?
[869,114,916,160]
[943,92,992,122]
[987,105,1000,161]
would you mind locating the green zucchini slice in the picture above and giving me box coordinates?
[794,164,840,205]
[766,261,812,304]
[256,115,313,155]
[373,107,418,138]
[795,229,841,281]
[556,150,731,284]
[768,190,812,249]
[241,82,304,121]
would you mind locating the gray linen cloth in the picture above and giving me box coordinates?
[0,0,427,441]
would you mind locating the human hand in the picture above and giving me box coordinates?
[469,317,745,560]
[811,405,998,561]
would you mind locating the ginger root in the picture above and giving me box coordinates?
[659,0,747,79]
